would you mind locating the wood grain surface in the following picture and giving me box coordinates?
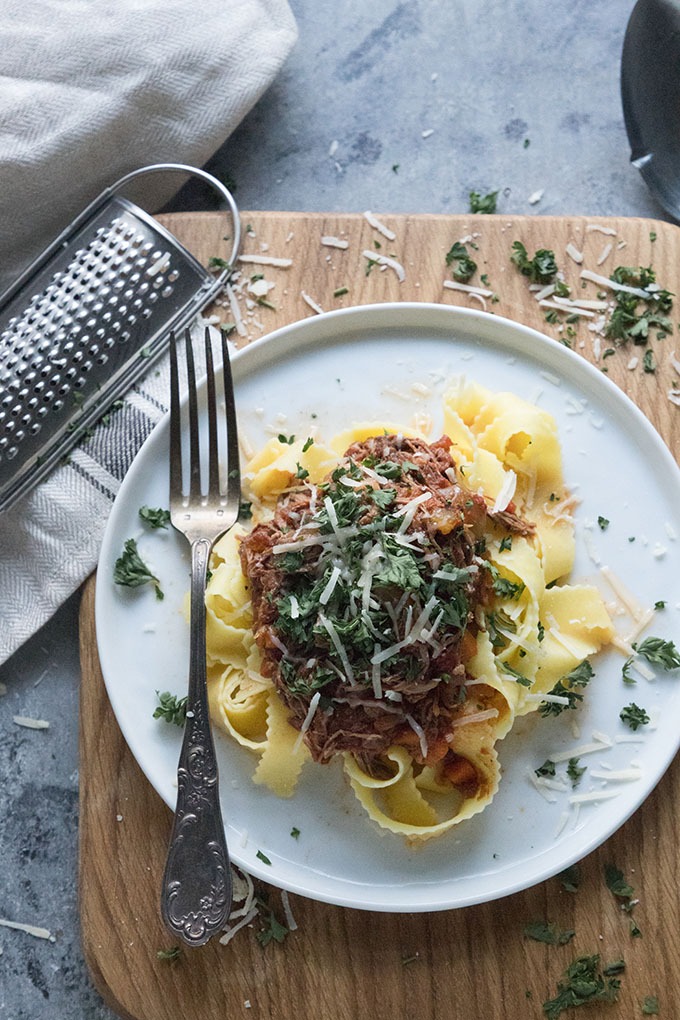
[79,210,680,1020]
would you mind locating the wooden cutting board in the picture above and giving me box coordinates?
[79,211,680,1020]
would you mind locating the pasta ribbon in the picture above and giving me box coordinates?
[253,690,310,797]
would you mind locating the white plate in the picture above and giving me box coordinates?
[96,303,680,912]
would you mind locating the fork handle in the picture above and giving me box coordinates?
[160,537,232,946]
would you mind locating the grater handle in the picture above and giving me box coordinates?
[0,162,240,307]
[109,163,241,289]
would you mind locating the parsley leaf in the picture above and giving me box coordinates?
[604,863,635,902]
[153,691,188,726]
[469,190,498,214]
[445,241,477,282]
[156,946,181,961]
[370,487,396,509]
[113,538,163,599]
[559,864,581,893]
[633,636,680,670]
[139,506,170,529]
[619,702,650,731]
[542,955,622,1019]
[510,241,558,283]
[567,757,586,786]
[254,895,290,947]
[539,661,594,716]
[374,548,423,592]
[523,921,575,946]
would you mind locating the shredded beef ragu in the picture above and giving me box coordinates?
[240,434,528,778]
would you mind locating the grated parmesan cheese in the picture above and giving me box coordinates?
[321,236,349,250]
[363,211,396,241]
[301,291,324,315]
[580,268,651,300]
[363,250,405,281]
[293,692,322,754]
[238,254,293,268]
[443,279,493,297]
[565,242,584,264]
[0,917,53,940]
[13,715,49,730]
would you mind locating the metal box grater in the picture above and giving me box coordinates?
[0,162,240,512]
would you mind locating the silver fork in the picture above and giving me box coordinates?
[160,326,241,946]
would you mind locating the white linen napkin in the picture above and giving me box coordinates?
[0,0,297,665]
[0,0,297,295]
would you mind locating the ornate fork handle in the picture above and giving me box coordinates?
[160,537,232,946]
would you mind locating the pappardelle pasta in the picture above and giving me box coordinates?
[205,380,614,842]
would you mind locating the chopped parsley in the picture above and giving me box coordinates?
[605,265,673,344]
[255,898,289,947]
[642,995,660,1015]
[633,635,680,670]
[264,444,484,702]
[523,921,575,946]
[597,515,609,531]
[156,946,181,961]
[510,241,558,284]
[239,501,253,520]
[113,538,163,599]
[559,864,581,893]
[486,562,525,600]
[256,849,272,866]
[302,437,315,452]
[535,759,556,778]
[153,691,188,726]
[445,241,477,282]
[208,256,231,271]
[619,702,650,731]
[290,826,300,839]
[539,661,594,716]
[278,433,295,445]
[139,505,171,529]
[469,190,498,214]
[542,955,622,1019]
[498,660,532,687]
[604,863,635,904]
[566,757,586,787]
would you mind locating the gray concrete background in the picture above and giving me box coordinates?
[0,1,670,1017]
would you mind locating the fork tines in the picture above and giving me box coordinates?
[169,327,240,525]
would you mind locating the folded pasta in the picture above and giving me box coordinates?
[206,382,615,841]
